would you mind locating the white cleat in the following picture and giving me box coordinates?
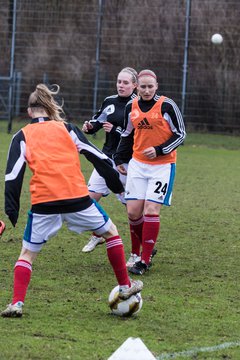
[82,235,105,252]
[119,280,143,300]
[126,253,141,268]
[1,301,24,318]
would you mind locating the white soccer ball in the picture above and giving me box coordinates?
[211,33,223,45]
[108,285,143,317]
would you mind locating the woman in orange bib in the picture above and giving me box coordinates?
[1,83,143,318]
[114,69,186,275]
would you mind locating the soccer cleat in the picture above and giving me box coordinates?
[149,248,157,267]
[82,235,105,252]
[119,279,143,300]
[126,253,141,268]
[0,221,6,236]
[128,261,149,275]
[1,301,23,318]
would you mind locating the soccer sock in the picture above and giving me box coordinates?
[141,214,160,265]
[106,236,131,287]
[128,216,144,256]
[12,259,32,304]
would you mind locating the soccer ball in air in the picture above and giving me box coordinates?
[108,285,143,317]
[211,33,223,45]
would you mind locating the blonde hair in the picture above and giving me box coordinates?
[138,69,157,81]
[120,67,138,84]
[28,83,65,122]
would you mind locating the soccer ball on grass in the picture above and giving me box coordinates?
[108,285,143,317]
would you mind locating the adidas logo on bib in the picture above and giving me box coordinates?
[137,118,153,129]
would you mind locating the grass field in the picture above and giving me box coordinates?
[0,121,239,359]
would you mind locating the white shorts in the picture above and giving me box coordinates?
[22,202,112,252]
[125,158,176,206]
[88,160,128,204]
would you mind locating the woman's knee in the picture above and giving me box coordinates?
[19,247,39,264]
[127,207,143,220]
[144,202,162,215]
[126,200,144,219]
[102,222,118,239]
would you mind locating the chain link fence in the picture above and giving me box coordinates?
[1,0,240,134]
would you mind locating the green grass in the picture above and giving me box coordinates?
[0,121,240,359]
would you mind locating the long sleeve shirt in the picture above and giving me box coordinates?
[86,93,136,159]
[5,117,124,225]
[114,94,186,166]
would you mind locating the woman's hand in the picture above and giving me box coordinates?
[117,164,128,175]
[142,147,157,159]
[102,122,114,133]
[82,121,93,133]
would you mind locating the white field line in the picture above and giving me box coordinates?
[156,341,240,359]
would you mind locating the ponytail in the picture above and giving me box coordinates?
[28,83,65,122]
